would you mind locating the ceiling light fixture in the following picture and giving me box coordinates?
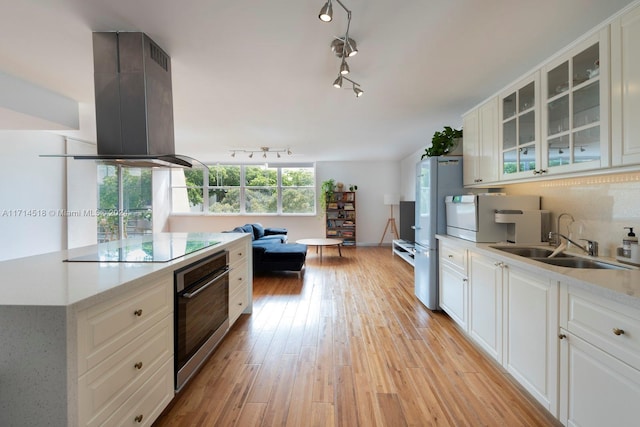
[318,0,363,96]
[229,147,293,159]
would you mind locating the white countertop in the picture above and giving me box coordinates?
[436,234,640,309]
[0,232,250,308]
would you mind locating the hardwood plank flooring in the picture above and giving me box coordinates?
[154,247,560,426]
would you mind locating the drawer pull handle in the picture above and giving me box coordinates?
[134,361,143,370]
[559,334,566,340]
[134,309,143,317]
[134,414,144,423]
[448,255,454,258]
[238,302,243,306]
[613,328,625,336]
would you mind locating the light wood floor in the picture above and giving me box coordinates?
[154,246,560,426]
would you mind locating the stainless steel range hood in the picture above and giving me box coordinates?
[71,32,193,168]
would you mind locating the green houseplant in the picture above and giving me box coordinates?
[421,126,463,159]
[320,179,335,210]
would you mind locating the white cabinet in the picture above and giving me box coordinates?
[463,97,499,186]
[228,239,252,326]
[559,283,640,426]
[468,251,503,363]
[503,266,558,416]
[76,275,174,427]
[499,73,541,180]
[439,240,468,331]
[611,3,640,166]
[541,29,610,175]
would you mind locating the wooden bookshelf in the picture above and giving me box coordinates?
[326,191,356,246]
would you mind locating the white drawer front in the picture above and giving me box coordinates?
[228,241,248,266]
[230,286,249,325]
[79,315,173,426]
[440,242,467,271]
[229,262,248,296]
[566,289,640,370]
[96,358,174,427]
[77,276,173,374]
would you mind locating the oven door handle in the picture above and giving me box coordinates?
[180,268,230,299]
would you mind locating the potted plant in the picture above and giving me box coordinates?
[421,126,463,159]
[320,179,335,209]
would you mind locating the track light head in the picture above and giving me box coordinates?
[318,1,333,22]
[333,75,343,88]
[249,152,253,158]
[287,149,292,155]
[340,58,350,75]
[231,151,236,158]
[344,38,358,57]
[277,152,281,158]
[353,86,363,97]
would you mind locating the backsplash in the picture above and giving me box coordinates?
[504,171,640,257]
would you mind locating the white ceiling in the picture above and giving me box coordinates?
[0,0,635,163]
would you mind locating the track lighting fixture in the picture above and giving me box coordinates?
[229,147,293,159]
[318,0,363,96]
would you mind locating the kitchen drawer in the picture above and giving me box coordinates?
[229,262,248,296]
[230,285,249,325]
[77,275,173,374]
[78,314,173,426]
[440,241,467,272]
[95,358,174,427]
[564,285,640,370]
[228,241,248,266]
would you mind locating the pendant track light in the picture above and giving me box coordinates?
[318,0,364,97]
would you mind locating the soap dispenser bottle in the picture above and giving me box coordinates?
[623,227,637,257]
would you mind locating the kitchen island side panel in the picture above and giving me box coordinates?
[0,305,68,427]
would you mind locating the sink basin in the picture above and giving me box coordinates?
[490,246,572,258]
[534,257,629,270]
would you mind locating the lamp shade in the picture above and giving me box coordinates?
[384,194,400,205]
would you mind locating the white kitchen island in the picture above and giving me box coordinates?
[0,232,252,427]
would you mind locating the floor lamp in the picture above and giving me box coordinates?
[378,194,400,245]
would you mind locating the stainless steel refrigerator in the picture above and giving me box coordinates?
[414,156,463,310]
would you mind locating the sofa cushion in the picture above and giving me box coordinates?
[249,223,265,240]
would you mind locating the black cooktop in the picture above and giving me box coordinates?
[65,233,221,263]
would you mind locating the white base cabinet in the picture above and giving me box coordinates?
[439,240,468,331]
[559,330,640,427]
[468,252,503,363]
[503,267,558,415]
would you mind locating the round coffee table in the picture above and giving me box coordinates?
[296,238,343,262]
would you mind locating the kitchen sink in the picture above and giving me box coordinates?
[533,257,629,270]
[490,246,572,258]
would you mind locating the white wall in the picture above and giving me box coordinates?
[169,160,402,245]
[0,131,67,260]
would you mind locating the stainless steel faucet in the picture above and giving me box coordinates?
[548,232,598,256]
[554,213,575,246]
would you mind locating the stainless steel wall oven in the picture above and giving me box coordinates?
[174,250,229,391]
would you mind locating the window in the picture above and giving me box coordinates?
[97,165,153,242]
[171,164,316,215]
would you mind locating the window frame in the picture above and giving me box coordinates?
[171,163,317,216]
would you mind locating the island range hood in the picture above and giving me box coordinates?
[70,32,193,168]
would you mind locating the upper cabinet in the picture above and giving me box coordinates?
[611,3,640,166]
[463,97,499,186]
[499,73,540,180]
[541,29,610,175]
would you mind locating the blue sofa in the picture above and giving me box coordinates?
[230,223,307,277]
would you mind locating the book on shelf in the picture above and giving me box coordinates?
[328,202,338,209]
[344,203,354,210]
[327,230,338,236]
[345,193,354,201]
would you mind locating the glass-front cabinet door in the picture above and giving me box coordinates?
[541,29,609,174]
[499,73,540,180]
